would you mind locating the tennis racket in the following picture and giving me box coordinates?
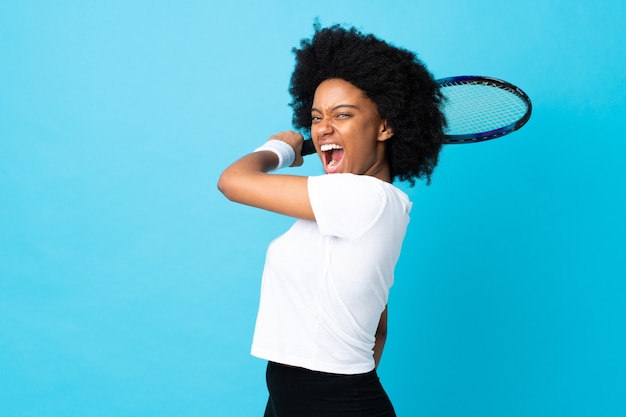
[300,75,532,155]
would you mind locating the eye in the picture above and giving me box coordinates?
[311,115,322,123]
[335,113,351,119]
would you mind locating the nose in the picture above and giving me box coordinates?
[314,116,334,138]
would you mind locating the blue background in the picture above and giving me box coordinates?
[1,1,625,416]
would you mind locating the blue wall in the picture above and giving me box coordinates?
[1,1,625,416]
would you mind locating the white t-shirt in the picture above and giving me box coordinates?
[250,173,412,374]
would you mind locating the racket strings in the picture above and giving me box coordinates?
[442,82,528,136]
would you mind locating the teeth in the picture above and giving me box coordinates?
[320,143,343,152]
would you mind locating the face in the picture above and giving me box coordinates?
[311,78,393,181]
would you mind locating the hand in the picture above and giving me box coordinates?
[268,131,304,167]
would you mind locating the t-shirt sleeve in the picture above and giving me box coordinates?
[307,174,388,239]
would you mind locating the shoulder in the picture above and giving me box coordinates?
[308,174,409,205]
[308,173,391,193]
[307,174,411,238]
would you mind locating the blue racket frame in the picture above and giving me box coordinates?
[437,75,532,144]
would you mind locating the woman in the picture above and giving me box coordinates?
[218,22,446,417]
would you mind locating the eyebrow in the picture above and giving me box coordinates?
[311,104,360,113]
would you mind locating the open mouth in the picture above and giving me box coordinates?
[320,143,344,173]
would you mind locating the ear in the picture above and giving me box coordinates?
[377,120,394,142]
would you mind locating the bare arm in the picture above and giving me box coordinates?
[374,305,388,369]
[217,131,315,220]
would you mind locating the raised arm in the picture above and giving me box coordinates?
[217,131,315,221]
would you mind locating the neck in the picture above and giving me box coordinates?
[370,143,391,183]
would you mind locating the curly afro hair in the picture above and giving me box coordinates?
[289,22,447,185]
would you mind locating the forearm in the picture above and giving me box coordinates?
[217,151,278,200]
[373,305,389,369]
[217,148,314,220]
[373,331,387,369]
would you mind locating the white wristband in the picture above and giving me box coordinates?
[254,140,295,171]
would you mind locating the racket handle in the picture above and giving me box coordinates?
[301,139,316,156]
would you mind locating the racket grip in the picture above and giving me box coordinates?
[301,139,316,156]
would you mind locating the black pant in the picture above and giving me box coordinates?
[263,361,396,417]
